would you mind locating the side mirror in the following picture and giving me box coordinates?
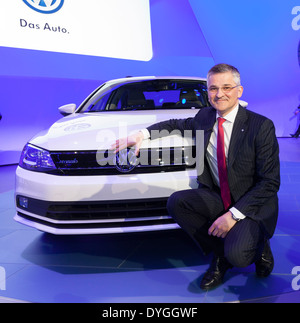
[58,103,77,116]
[239,100,248,108]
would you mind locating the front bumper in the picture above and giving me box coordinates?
[15,166,197,234]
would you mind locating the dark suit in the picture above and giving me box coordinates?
[147,105,280,266]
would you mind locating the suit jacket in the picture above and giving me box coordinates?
[147,105,280,238]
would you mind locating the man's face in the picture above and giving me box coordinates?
[207,72,243,117]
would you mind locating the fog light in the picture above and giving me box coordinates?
[19,196,28,209]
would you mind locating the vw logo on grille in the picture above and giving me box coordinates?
[23,0,64,14]
[114,149,138,173]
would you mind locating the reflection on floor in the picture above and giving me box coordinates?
[0,138,299,303]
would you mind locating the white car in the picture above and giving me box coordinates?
[14,76,241,235]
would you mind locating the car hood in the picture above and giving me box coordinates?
[30,110,199,151]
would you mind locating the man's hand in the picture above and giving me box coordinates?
[208,211,237,238]
[111,131,144,156]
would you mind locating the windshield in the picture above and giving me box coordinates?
[80,79,209,113]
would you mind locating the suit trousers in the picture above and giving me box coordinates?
[167,188,265,268]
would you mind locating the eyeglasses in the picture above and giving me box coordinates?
[208,85,240,94]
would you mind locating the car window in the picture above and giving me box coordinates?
[83,92,112,112]
[81,80,208,112]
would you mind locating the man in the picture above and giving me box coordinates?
[290,104,300,138]
[113,64,280,290]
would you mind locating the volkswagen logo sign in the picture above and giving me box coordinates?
[23,0,64,14]
[114,149,138,173]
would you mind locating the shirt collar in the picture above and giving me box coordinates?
[216,103,239,123]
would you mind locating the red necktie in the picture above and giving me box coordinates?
[217,117,231,210]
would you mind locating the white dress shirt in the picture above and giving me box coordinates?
[206,104,246,220]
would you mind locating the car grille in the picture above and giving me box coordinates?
[49,147,196,175]
[16,196,176,230]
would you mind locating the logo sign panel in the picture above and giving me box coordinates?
[0,0,152,61]
[23,0,64,14]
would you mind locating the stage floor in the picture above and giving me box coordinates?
[0,138,299,303]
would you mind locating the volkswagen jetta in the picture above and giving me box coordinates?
[15,76,211,234]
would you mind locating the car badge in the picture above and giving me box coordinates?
[58,158,79,165]
[114,149,138,173]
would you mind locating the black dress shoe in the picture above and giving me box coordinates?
[200,255,232,291]
[255,240,274,277]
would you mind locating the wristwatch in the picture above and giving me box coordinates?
[231,213,241,222]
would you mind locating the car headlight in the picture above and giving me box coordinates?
[19,143,56,172]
